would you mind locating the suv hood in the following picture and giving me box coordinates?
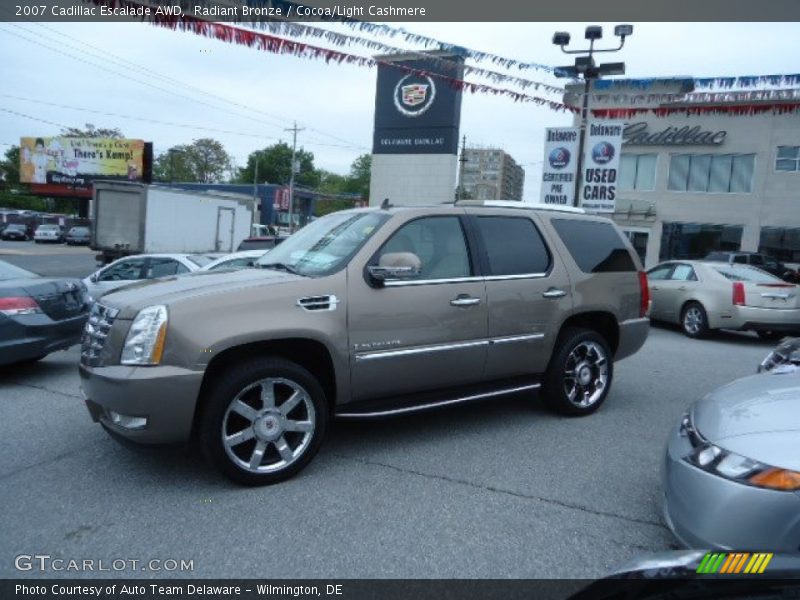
[693,372,800,471]
[101,268,301,318]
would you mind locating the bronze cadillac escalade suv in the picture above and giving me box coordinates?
[80,202,650,485]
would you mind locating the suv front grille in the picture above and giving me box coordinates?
[80,303,119,367]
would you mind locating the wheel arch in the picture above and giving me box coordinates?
[556,311,619,355]
[191,338,338,440]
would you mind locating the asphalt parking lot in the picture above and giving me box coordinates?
[0,243,778,579]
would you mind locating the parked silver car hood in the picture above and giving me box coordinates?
[101,268,300,317]
[693,372,800,470]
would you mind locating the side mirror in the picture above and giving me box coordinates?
[368,252,422,286]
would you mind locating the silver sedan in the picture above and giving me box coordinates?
[647,260,800,339]
[662,342,800,551]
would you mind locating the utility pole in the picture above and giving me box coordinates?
[285,121,304,233]
[252,158,258,232]
[457,135,467,201]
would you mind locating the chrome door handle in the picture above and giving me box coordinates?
[651,286,660,291]
[542,288,567,299]
[450,296,481,307]
[678,286,687,291]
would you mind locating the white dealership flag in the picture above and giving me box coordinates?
[540,127,579,205]
[580,121,624,213]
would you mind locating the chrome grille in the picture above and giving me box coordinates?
[80,303,119,367]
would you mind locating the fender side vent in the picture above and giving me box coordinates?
[297,295,339,312]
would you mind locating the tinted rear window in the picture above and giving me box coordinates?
[551,219,636,273]
[476,216,550,275]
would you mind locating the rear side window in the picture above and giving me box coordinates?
[475,216,550,275]
[551,219,636,273]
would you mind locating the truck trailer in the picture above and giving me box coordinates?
[91,182,253,264]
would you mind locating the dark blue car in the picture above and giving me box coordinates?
[0,260,90,366]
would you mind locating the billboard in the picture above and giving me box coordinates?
[540,127,579,205]
[20,137,146,192]
[580,122,624,213]
[372,55,465,155]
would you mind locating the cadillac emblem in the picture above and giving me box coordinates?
[394,74,436,117]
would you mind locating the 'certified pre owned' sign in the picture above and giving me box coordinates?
[581,122,623,213]
[540,127,579,205]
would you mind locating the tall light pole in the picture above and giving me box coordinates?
[285,121,304,233]
[553,24,632,207]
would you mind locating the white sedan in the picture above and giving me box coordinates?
[83,253,214,301]
[198,250,267,272]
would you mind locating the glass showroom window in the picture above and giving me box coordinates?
[659,222,743,261]
[759,227,800,263]
[618,154,657,191]
[776,146,800,172]
[668,153,755,193]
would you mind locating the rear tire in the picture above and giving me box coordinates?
[199,357,328,486]
[681,302,709,339]
[542,327,613,417]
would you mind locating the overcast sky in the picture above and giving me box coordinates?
[0,18,798,200]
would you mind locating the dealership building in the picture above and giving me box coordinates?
[568,80,800,269]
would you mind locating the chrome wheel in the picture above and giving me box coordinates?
[563,341,608,408]
[683,306,703,335]
[222,378,316,474]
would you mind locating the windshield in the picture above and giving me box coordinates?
[71,227,89,234]
[711,264,784,283]
[256,211,389,277]
[39,225,59,230]
[0,260,38,280]
[6,224,25,230]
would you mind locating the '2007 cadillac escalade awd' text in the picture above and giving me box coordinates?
[80,202,650,485]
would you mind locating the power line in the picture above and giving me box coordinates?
[0,94,360,149]
[30,21,366,148]
[0,20,369,152]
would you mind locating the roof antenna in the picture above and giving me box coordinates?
[380,198,392,210]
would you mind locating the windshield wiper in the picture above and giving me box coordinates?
[259,262,302,276]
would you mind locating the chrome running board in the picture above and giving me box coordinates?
[335,383,540,419]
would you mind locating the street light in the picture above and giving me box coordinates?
[553,24,633,207]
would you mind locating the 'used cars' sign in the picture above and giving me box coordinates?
[580,122,623,213]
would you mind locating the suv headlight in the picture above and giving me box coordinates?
[121,305,168,365]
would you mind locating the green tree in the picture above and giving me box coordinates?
[153,138,233,183]
[237,142,319,188]
[0,146,22,189]
[60,124,124,138]
[343,153,371,201]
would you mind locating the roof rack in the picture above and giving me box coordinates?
[456,200,586,214]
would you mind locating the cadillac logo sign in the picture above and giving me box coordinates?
[394,74,436,117]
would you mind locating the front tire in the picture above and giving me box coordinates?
[757,330,784,341]
[199,357,328,485]
[542,327,613,416]
[681,302,709,339]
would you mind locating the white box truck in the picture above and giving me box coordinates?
[91,182,253,264]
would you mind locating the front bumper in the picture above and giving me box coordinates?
[662,422,800,551]
[80,363,204,444]
[0,312,87,366]
[616,317,650,361]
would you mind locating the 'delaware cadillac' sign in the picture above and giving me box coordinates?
[540,127,579,206]
[580,121,623,213]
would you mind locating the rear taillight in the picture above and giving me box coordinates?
[0,296,42,316]
[638,271,649,318]
[732,282,746,306]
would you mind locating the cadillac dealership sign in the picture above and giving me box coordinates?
[623,122,727,146]
[373,56,464,155]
